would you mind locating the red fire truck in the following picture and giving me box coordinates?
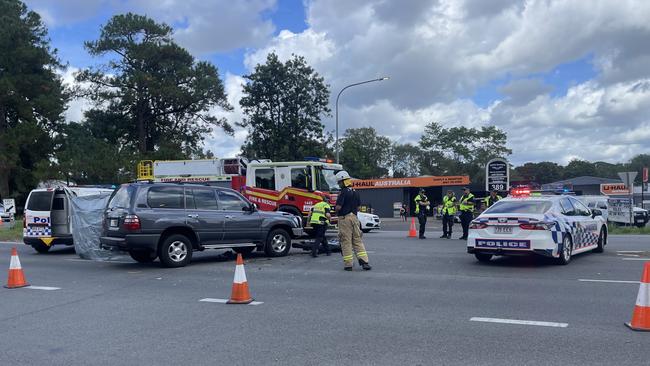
[137,158,343,221]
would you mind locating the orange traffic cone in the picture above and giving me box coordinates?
[5,247,29,289]
[625,262,650,331]
[227,253,253,304]
[407,217,417,238]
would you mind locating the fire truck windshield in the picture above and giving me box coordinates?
[316,168,340,192]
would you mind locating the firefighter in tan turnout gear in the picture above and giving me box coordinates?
[335,171,371,271]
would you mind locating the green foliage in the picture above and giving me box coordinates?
[339,127,391,179]
[515,161,564,184]
[388,143,421,178]
[76,13,232,157]
[608,225,650,235]
[419,122,511,187]
[563,159,597,179]
[238,53,331,160]
[0,0,66,204]
[0,217,23,242]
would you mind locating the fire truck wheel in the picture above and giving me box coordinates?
[279,206,302,217]
[264,228,292,257]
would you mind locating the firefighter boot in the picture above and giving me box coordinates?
[358,259,372,271]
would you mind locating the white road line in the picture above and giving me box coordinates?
[64,258,134,264]
[26,286,61,291]
[470,317,568,328]
[617,251,645,253]
[199,298,263,305]
[578,279,639,284]
[622,258,650,261]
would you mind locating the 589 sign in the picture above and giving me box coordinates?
[485,158,509,192]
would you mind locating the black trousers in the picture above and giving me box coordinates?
[418,213,427,237]
[442,214,454,236]
[311,224,330,256]
[460,211,473,238]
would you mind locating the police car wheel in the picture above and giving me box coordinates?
[362,229,371,233]
[557,235,573,265]
[32,243,51,254]
[594,228,606,253]
[474,253,492,262]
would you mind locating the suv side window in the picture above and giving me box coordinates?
[147,187,184,209]
[291,168,309,190]
[559,198,575,216]
[218,191,249,211]
[188,188,219,210]
[255,169,275,190]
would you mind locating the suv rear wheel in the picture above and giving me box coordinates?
[158,234,193,268]
[264,228,291,257]
[129,250,157,263]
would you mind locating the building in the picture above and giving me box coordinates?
[353,175,470,217]
[541,176,622,196]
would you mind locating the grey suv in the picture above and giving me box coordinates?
[100,183,303,267]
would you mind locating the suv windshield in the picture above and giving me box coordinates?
[316,168,340,192]
[484,200,552,214]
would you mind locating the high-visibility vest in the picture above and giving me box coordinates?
[484,195,502,208]
[442,195,457,215]
[414,194,428,214]
[310,201,330,225]
[459,193,475,212]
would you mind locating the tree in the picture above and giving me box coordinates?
[76,13,232,158]
[238,53,331,160]
[0,0,67,201]
[388,143,421,178]
[626,154,650,184]
[515,161,564,184]
[419,122,511,188]
[339,127,391,179]
[563,159,597,179]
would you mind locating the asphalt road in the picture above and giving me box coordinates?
[1,231,649,366]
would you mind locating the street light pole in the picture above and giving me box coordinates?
[335,77,389,164]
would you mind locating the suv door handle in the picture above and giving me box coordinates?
[187,214,199,219]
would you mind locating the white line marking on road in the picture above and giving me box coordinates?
[618,254,640,257]
[617,251,644,253]
[470,317,568,328]
[578,279,639,284]
[26,286,61,291]
[65,258,134,264]
[622,258,650,261]
[199,298,263,305]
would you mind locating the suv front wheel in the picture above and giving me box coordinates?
[264,228,291,257]
[159,234,193,268]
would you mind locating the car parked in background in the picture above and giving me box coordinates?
[357,212,381,233]
[576,195,649,228]
[100,182,303,267]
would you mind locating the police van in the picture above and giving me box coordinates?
[23,186,114,253]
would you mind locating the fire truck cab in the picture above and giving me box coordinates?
[243,160,343,219]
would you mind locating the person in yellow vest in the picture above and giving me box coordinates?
[414,188,430,239]
[440,190,457,239]
[308,197,332,258]
[458,187,476,240]
[483,189,502,210]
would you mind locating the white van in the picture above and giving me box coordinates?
[23,187,114,253]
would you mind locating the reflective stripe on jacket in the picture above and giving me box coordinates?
[310,201,331,225]
[459,193,475,212]
[442,195,457,215]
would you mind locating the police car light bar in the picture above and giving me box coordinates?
[304,157,334,163]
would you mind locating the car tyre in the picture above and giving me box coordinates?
[158,234,193,268]
[129,250,157,263]
[362,229,371,233]
[474,253,492,262]
[233,247,255,256]
[556,235,572,265]
[32,243,51,253]
[594,227,606,253]
[264,228,291,257]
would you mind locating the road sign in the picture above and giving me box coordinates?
[2,199,15,214]
[600,183,630,195]
[485,158,509,192]
[644,167,648,183]
[607,198,632,224]
[618,171,637,188]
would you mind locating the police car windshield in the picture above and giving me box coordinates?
[316,168,340,192]
[484,200,552,214]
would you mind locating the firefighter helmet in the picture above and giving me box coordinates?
[335,170,351,182]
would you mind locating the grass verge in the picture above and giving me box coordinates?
[0,217,22,242]
[609,225,650,235]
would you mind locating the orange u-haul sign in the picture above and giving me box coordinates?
[600,183,630,195]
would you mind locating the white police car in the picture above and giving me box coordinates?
[467,192,607,265]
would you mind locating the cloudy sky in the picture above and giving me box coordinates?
[26,0,650,166]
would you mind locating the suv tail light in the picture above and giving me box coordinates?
[123,215,141,231]
[470,222,487,229]
[519,223,552,230]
